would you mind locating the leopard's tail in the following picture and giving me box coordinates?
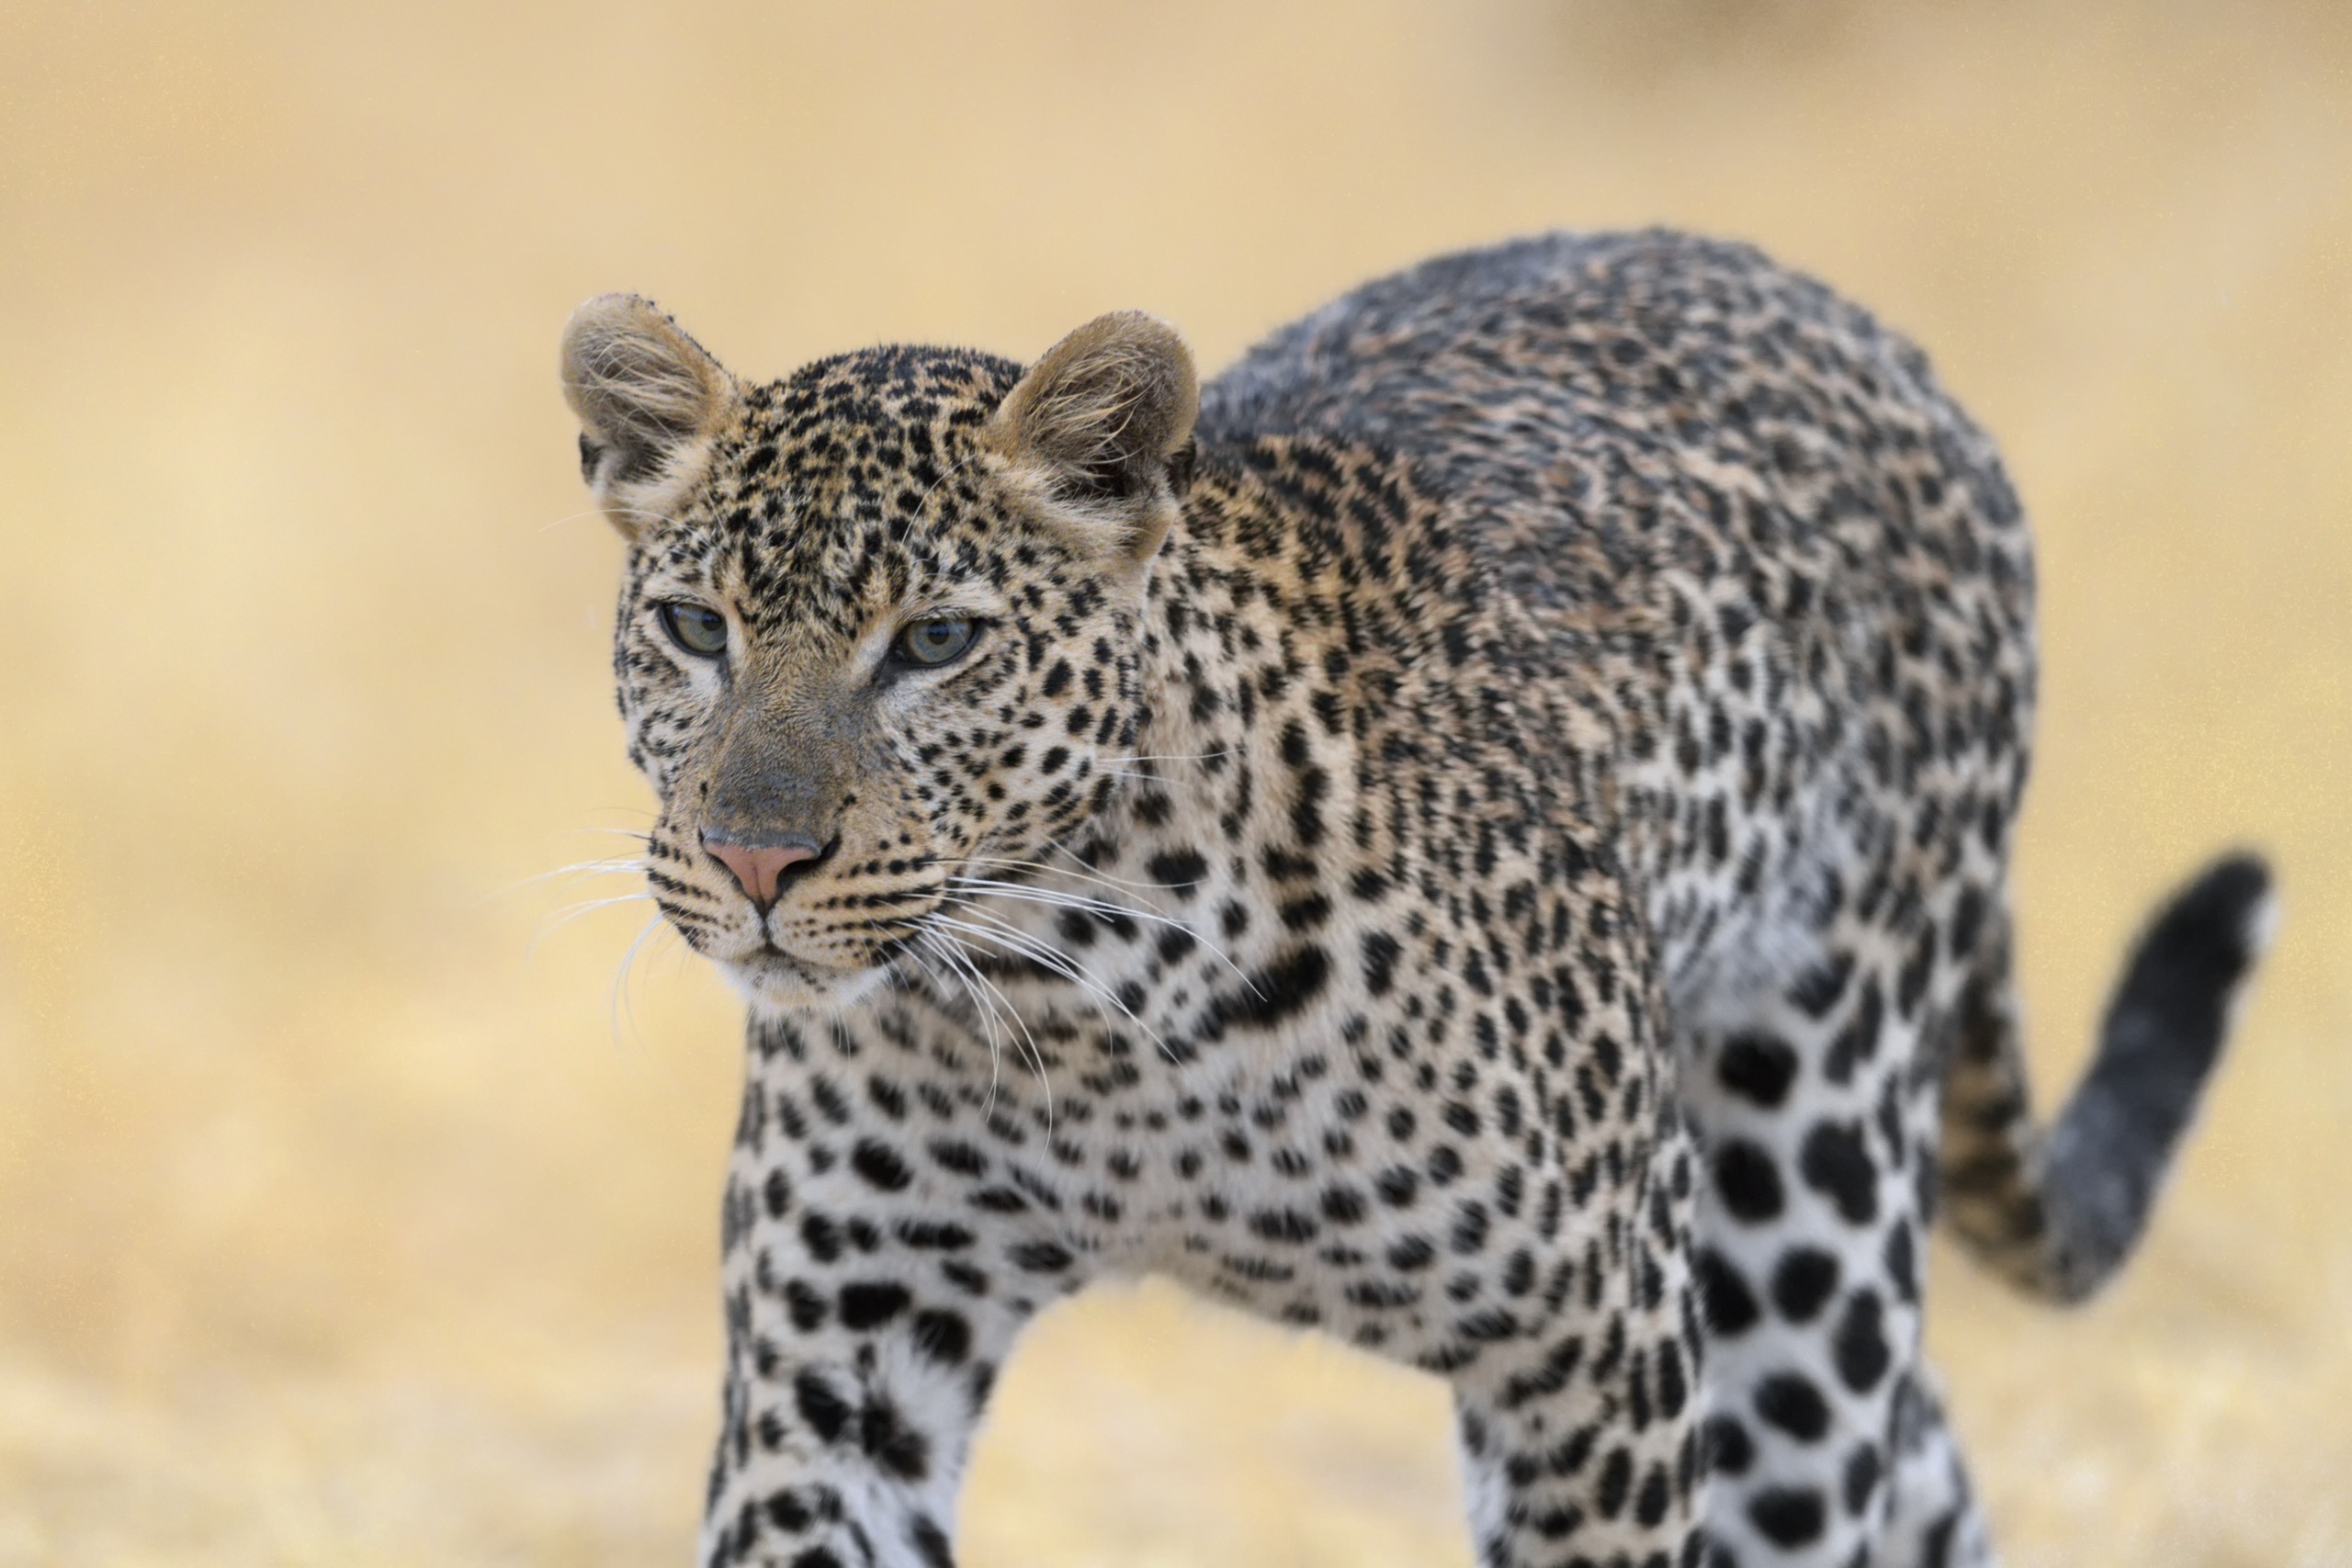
[1936,852,2276,1303]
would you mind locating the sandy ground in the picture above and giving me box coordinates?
[2,3,2348,1563]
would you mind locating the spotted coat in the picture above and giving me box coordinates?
[558,230,2274,1568]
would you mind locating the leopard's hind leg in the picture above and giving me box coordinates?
[1676,897,1969,1566]
[1876,1365,1996,1568]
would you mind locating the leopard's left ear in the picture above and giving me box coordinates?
[988,310,1199,574]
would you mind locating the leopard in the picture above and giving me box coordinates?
[557,229,2276,1568]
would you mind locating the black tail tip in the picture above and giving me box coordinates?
[2109,851,2278,1044]
[2154,851,2278,976]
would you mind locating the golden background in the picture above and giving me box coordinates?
[3,4,2347,1562]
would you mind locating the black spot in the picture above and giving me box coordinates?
[1360,931,1402,998]
[860,1394,931,1481]
[1279,892,1332,931]
[794,1370,851,1443]
[1703,1414,1755,1477]
[1754,1371,1831,1441]
[1694,1247,1759,1336]
[1770,1247,1840,1322]
[1825,977,1884,1085]
[1200,944,1330,1036]
[1789,953,1854,1018]
[1883,1221,1918,1303]
[765,1489,814,1532]
[786,1279,828,1332]
[1713,1139,1785,1223]
[1716,1031,1799,1107]
[1658,1340,1689,1419]
[896,1219,976,1251]
[838,1281,911,1330]
[1456,1307,1521,1342]
[1747,1486,1826,1547]
[1834,1290,1892,1393]
[929,1139,988,1178]
[1387,1235,1437,1271]
[1800,1122,1879,1224]
[909,1515,955,1568]
[1596,1446,1634,1518]
[851,1139,913,1192]
[1950,885,1988,964]
[1320,1186,1367,1225]
[1252,1208,1319,1244]
[1635,1461,1672,1528]
[911,1308,973,1366]
[1375,1167,1419,1207]
[1842,1442,1883,1516]
[1291,764,1329,848]
[1009,1240,1074,1273]
[1146,848,1207,889]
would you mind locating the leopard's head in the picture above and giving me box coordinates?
[560,295,1198,1014]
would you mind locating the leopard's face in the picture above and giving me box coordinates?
[565,301,1197,1015]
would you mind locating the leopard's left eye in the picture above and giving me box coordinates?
[891,616,979,669]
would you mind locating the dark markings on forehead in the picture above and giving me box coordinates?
[750,344,1021,489]
[690,346,1029,637]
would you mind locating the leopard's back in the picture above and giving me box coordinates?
[1204,229,2038,1020]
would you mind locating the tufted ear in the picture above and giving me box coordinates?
[560,293,738,536]
[987,310,1199,574]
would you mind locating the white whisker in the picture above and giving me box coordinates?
[500,857,648,897]
[608,913,670,1052]
[952,850,1177,897]
[929,905,1183,1067]
[1102,750,1234,767]
[530,890,657,955]
[941,870,1258,995]
[918,929,1007,1115]
[933,928,1053,1130]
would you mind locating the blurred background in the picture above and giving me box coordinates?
[2,3,2347,1563]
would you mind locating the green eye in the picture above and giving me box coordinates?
[893,616,978,668]
[658,602,729,658]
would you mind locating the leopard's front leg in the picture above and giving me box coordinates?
[1448,1102,1712,1568]
[699,1015,1079,1568]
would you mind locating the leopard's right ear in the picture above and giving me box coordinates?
[560,294,738,536]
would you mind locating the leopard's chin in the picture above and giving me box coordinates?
[723,947,894,1017]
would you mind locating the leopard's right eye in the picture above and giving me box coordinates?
[658,603,729,658]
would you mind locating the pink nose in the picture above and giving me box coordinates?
[703,834,821,910]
